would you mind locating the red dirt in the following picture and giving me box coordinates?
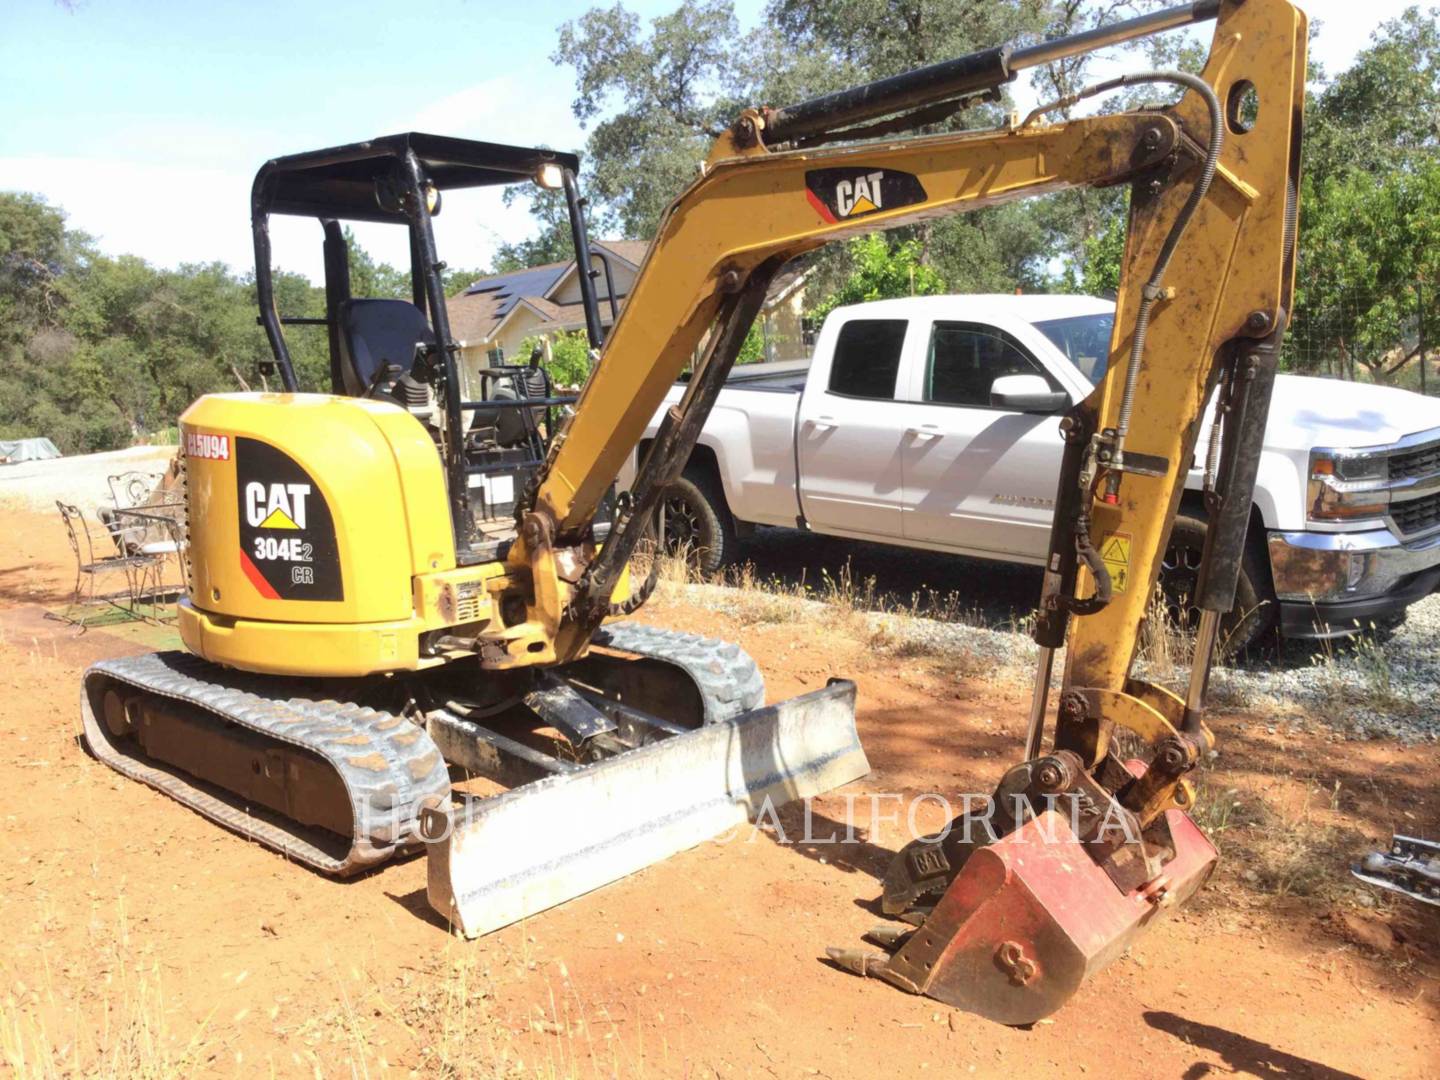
[1,505,1436,1077]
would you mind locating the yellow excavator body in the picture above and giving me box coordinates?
[177,393,501,676]
[80,0,1310,1024]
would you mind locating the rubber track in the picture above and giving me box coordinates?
[591,622,765,724]
[81,626,763,876]
[81,652,452,876]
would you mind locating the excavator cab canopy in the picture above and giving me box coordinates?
[249,133,605,557]
[255,133,579,223]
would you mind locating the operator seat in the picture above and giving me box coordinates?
[336,298,435,398]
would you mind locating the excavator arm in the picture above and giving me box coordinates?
[506,0,1304,673]
[501,0,1307,1022]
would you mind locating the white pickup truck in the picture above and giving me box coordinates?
[625,295,1440,647]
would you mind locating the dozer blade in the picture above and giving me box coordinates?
[849,808,1216,1025]
[424,679,867,938]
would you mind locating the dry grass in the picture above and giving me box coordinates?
[0,907,214,1078]
[656,552,1008,675]
[1187,767,1272,844]
[1246,782,1361,901]
[1303,631,1422,722]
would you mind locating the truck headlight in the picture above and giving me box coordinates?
[1307,448,1388,522]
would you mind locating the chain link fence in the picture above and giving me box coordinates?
[1285,280,1437,395]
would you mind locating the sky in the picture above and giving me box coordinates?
[0,0,1423,283]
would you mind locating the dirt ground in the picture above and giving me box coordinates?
[1,503,1437,1078]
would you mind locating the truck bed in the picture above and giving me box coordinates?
[678,359,810,393]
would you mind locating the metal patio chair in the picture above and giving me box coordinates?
[53,500,161,627]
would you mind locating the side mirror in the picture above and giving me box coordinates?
[990,373,1068,413]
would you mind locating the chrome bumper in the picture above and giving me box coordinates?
[1267,528,1440,603]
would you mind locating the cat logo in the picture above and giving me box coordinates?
[244,482,310,531]
[805,167,927,224]
[836,171,884,217]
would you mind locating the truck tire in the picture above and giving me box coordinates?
[1158,511,1275,656]
[660,468,736,576]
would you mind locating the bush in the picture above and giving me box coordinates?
[518,330,593,389]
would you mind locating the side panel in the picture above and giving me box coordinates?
[795,313,912,536]
[180,393,454,626]
[698,393,804,527]
[896,315,1071,558]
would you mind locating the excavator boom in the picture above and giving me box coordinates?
[496,0,1304,1021]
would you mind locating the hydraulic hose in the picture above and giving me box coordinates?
[606,495,667,617]
[1066,503,1114,616]
[1093,72,1225,477]
[1022,71,1224,616]
[1022,71,1224,485]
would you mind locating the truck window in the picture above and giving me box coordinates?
[924,322,1062,407]
[827,319,908,399]
[1033,312,1114,381]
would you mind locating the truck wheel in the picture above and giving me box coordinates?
[1158,512,1275,656]
[659,469,735,576]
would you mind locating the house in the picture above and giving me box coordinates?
[446,240,813,391]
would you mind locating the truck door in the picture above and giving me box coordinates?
[796,317,912,537]
[898,320,1070,561]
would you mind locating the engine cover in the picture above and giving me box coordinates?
[176,393,461,675]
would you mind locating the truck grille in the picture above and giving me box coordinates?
[1389,439,1440,481]
[1390,491,1440,537]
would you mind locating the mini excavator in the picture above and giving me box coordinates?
[82,0,1306,1024]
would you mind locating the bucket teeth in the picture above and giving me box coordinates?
[825,947,891,978]
[864,924,911,949]
[898,907,932,926]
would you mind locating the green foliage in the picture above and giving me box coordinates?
[544,1,1164,291]
[552,0,741,240]
[343,226,409,299]
[1290,162,1440,381]
[0,192,424,453]
[737,321,766,365]
[1305,7,1440,187]
[518,329,594,388]
[1284,8,1440,380]
[810,234,945,322]
[1069,207,1126,297]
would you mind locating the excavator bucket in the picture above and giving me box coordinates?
[425,679,868,937]
[833,804,1216,1025]
[882,809,1214,1024]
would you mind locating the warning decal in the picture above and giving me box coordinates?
[1099,532,1132,594]
[235,437,343,601]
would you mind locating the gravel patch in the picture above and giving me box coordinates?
[1211,595,1440,743]
[0,445,176,515]
[667,579,1440,743]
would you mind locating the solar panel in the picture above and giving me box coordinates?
[464,264,569,319]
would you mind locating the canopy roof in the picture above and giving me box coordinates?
[252,132,580,224]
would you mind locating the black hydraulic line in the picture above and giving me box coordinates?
[762,1,1218,146]
[563,169,607,350]
[250,189,299,392]
[764,47,1013,145]
[1066,502,1114,617]
[573,266,778,629]
[1029,70,1224,485]
[1022,64,1226,641]
[400,150,477,551]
